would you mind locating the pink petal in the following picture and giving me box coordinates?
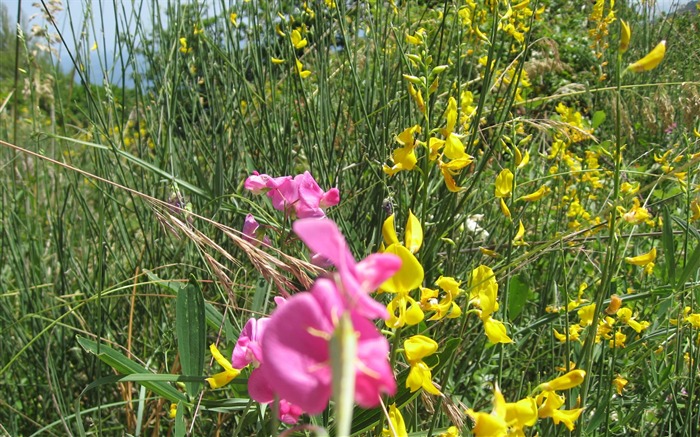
[320,188,340,209]
[261,285,336,413]
[294,219,400,319]
[242,214,260,243]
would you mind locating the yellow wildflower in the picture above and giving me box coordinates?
[466,385,508,437]
[625,247,656,267]
[296,59,311,78]
[495,169,514,198]
[382,404,408,437]
[291,29,307,49]
[404,335,441,395]
[205,344,240,389]
[627,40,666,72]
[619,20,631,52]
[517,185,550,202]
[613,375,628,395]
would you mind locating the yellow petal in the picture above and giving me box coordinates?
[209,343,234,372]
[513,220,526,245]
[495,169,514,198]
[404,335,438,361]
[505,397,538,428]
[382,215,400,246]
[406,361,441,395]
[380,245,424,293]
[499,198,511,219]
[479,246,500,258]
[405,210,423,253]
[517,185,550,202]
[540,369,586,391]
[620,20,631,52]
[624,247,656,266]
[627,40,666,72]
[483,317,513,344]
[291,29,308,49]
[383,404,408,437]
[206,369,240,389]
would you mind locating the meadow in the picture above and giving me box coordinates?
[1,0,700,435]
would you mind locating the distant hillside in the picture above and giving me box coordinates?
[680,0,699,13]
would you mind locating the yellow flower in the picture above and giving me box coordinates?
[620,20,631,52]
[578,304,596,327]
[404,335,441,395]
[553,324,583,343]
[513,220,527,246]
[382,404,408,437]
[438,426,460,437]
[483,317,513,344]
[383,125,422,176]
[505,397,538,432]
[627,40,666,72]
[271,57,285,64]
[612,375,628,395]
[536,391,583,431]
[495,169,514,198]
[517,185,550,202]
[621,198,651,224]
[407,82,426,114]
[690,199,700,221]
[296,59,311,78]
[229,12,238,26]
[179,38,192,54]
[625,247,656,266]
[609,330,627,348]
[405,28,426,45]
[291,29,308,49]
[499,198,512,219]
[539,369,586,392]
[168,403,177,419]
[616,307,650,333]
[479,246,500,258]
[205,344,240,389]
[387,292,424,328]
[466,386,508,437]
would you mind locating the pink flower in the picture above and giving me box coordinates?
[258,278,396,414]
[241,214,271,247]
[278,399,304,424]
[293,218,402,319]
[231,317,268,369]
[294,172,340,218]
[244,171,340,219]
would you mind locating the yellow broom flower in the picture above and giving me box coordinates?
[627,40,666,72]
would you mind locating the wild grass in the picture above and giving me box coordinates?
[1,0,700,436]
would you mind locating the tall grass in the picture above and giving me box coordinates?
[1,0,700,435]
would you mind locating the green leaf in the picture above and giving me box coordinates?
[77,337,187,404]
[661,207,676,282]
[144,269,186,292]
[174,401,186,437]
[591,110,606,129]
[177,277,206,397]
[508,275,530,321]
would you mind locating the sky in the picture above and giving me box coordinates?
[0,0,688,85]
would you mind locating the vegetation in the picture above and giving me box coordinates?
[1,0,700,435]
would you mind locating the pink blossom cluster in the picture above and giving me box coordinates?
[230,218,401,423]
[244,171,340,219]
